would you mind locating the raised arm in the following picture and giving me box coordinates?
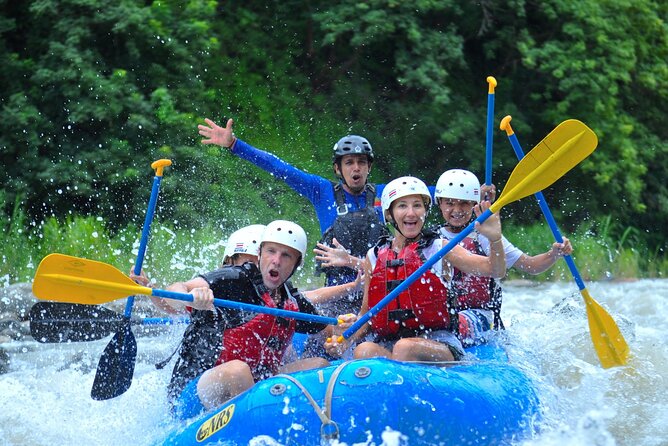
[198,117,327,205]
[513,237,573,275]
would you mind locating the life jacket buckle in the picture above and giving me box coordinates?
[336,203,349,216]
[386,279,403,292]
[386,259,405,267]
[389,308,416,321]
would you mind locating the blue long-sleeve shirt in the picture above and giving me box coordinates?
[232,139,385,234]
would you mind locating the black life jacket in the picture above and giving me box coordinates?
[316,182,387,288]
[166,264,259,405]
[166,264,323,407]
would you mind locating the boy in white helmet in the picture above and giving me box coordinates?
[433,169,572,343]
[324,176,506,362]
[134,220,335,420]
[221,224,266,266]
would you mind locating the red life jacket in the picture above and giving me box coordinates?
[215,287,297,380]
[367,237,451,337]
[452,236,492,310]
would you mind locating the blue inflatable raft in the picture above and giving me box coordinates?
[160,343,540,445]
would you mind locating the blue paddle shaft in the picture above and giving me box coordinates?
[343,209,494,338]
[151,289,339,326]
[124,174,163,318]
[507,132,586,290]
[485,92,495,186]
[141,317,189,326]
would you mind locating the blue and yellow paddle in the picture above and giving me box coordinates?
[500,115,629,368]
[341,119,599,340]
[92,159,171,400]
[32,253,339,327]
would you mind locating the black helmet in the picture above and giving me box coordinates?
[332,135,374,163]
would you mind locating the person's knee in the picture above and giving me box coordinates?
[225,360,254,387]
[353,341,377,359]
[307,357,329,369]
[197,360,254,410]
[391,339,416,361]
[208,360,254,391]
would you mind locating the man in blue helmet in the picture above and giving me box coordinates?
[198,118,386,320]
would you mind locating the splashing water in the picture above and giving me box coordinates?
[0,280,665,445]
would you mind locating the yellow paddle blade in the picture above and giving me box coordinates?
[491,120,598,213]
[33,253,152,305]
[581,289,630,368]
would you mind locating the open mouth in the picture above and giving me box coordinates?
[351,174,362,182]
[269,269,279,278]
[403,221,419,230]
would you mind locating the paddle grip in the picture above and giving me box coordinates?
[485,79,496,187]
[151,289,339,326]
[507,132,586,290]
[342,209,494,339]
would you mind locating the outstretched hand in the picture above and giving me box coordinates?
[198,118,236,148]
[314,238,357,269]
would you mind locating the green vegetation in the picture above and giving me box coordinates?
[0,0,666,282]
[503,219,667,282]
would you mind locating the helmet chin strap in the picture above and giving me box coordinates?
[335,161,368,194]
[338,173,365,194]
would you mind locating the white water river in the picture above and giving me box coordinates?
[0,279,666,446]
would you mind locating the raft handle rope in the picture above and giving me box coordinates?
[275,361,351,441]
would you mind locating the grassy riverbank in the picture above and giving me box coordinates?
[1,211,666,287]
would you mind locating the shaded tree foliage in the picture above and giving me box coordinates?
[0,0,666,248]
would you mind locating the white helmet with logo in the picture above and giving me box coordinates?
[435,169,481,203]
[260,220,307,266]
[381,176,431,223]
[223,224,266,264]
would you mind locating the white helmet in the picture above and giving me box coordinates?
[223,224,266,264]
[381,176,431,223]
[435,169,481,203]
[260,220,307,266]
